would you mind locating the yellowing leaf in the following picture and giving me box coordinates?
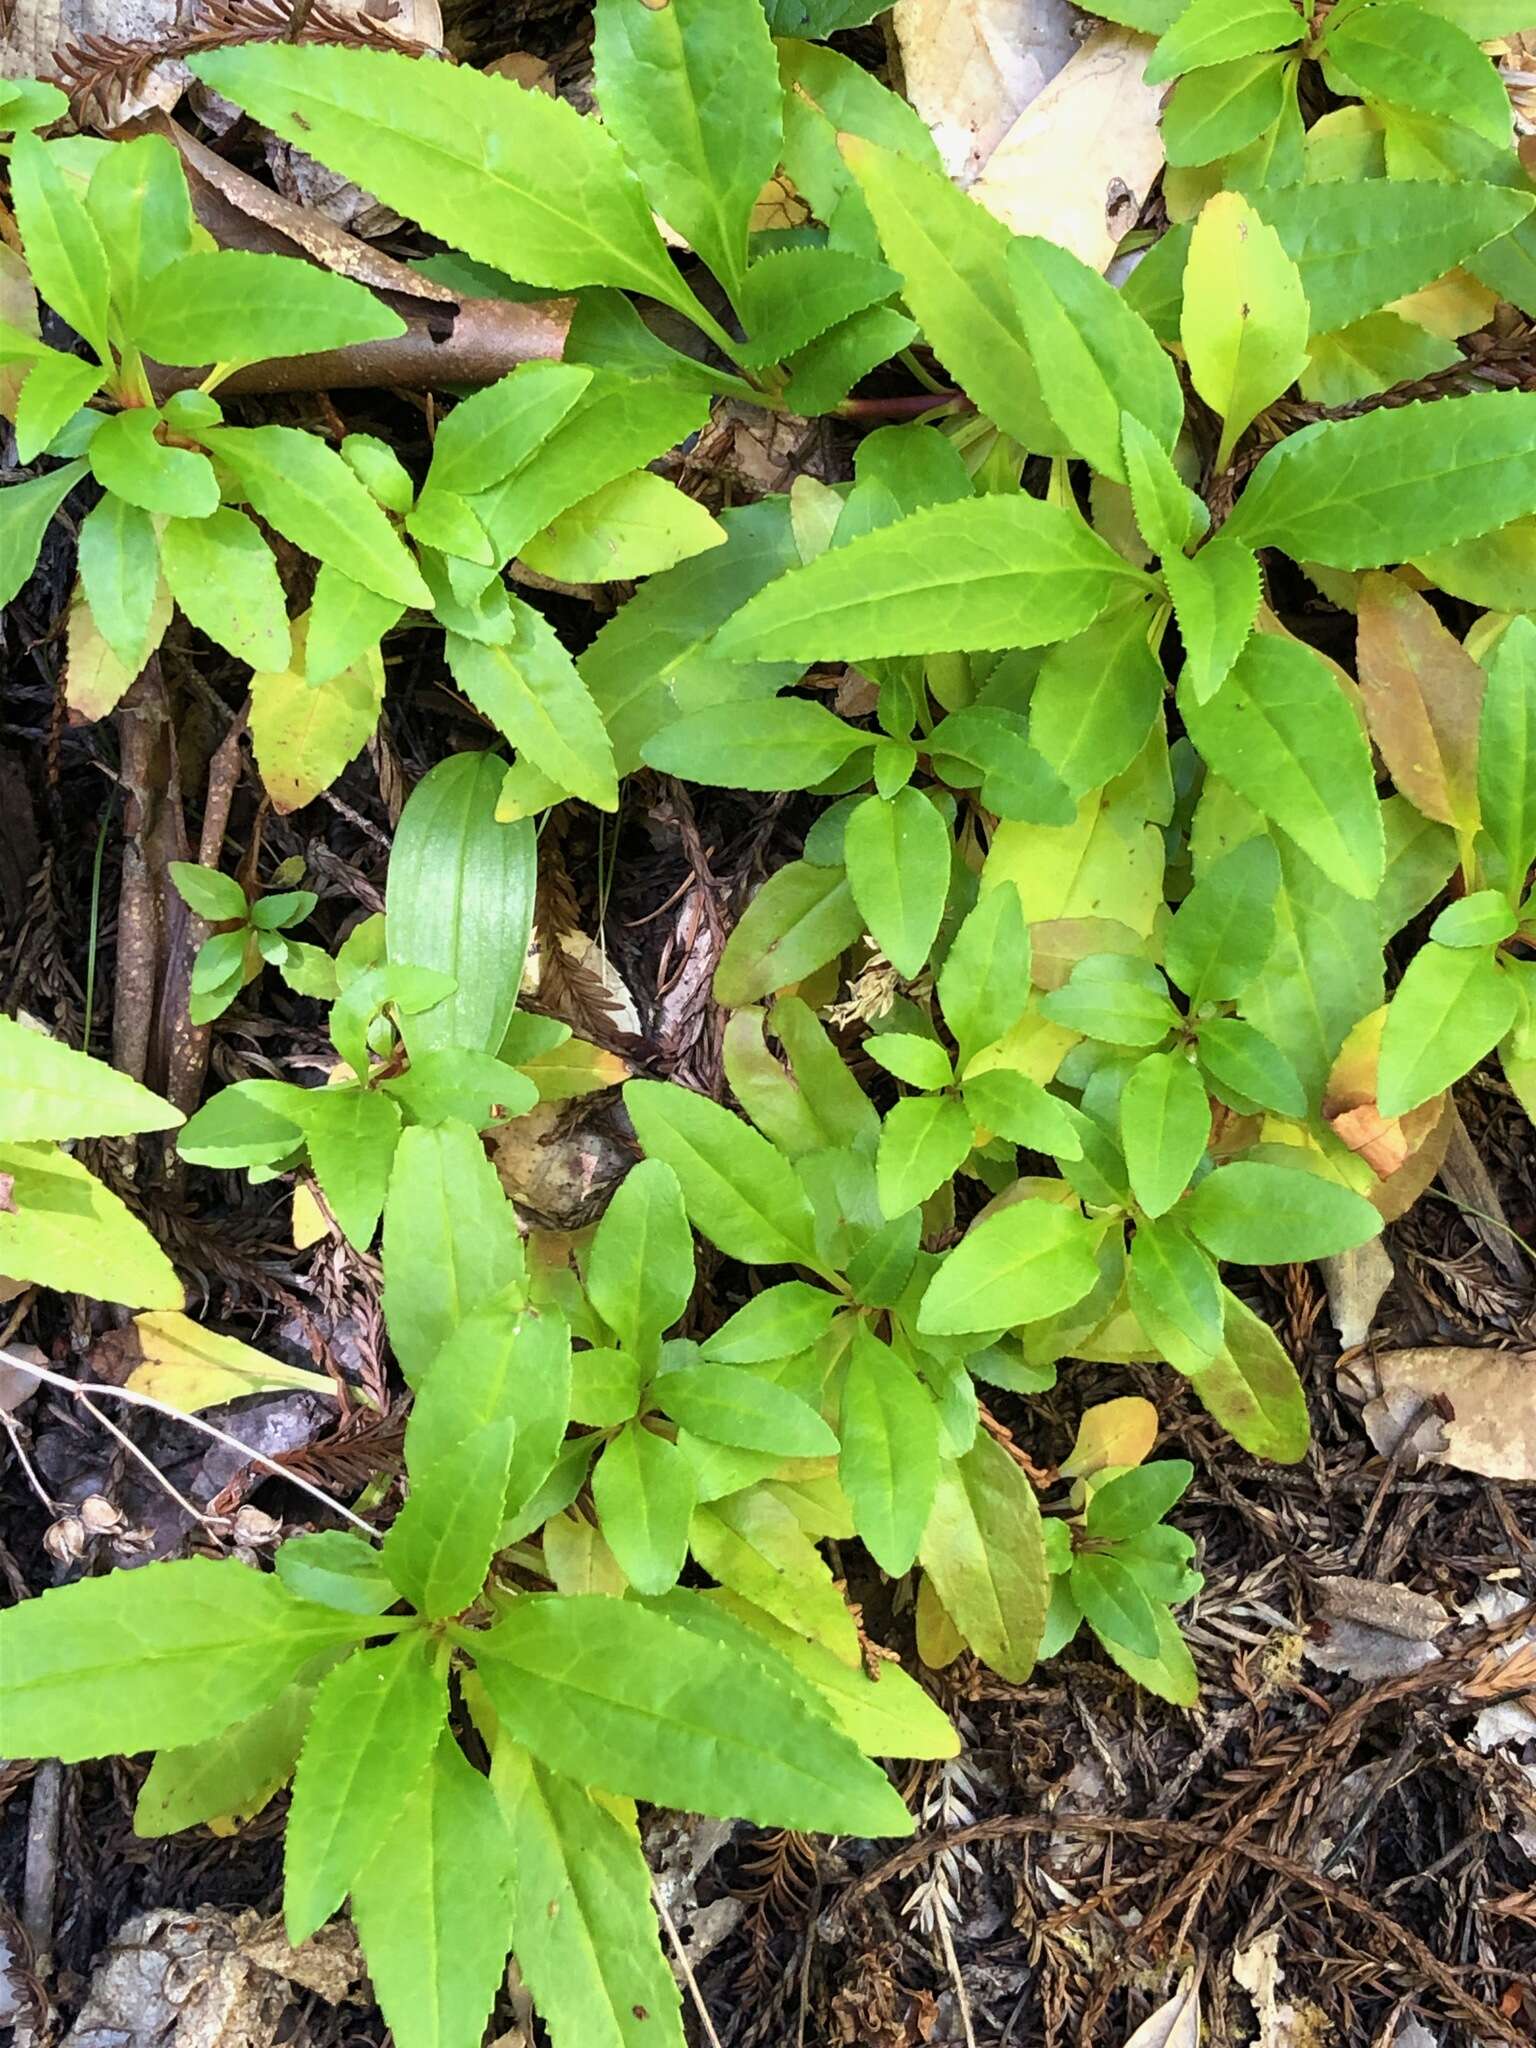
[1355,570,1484,834]
[1059,1395,1158,1479]
[124,1311,335,1411]
[251,635,385,814]
[1181,190,1309,469]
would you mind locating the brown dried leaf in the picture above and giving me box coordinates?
[969,28,1166,272]
[1355,571,1484,833]
[1122,1969,1201,2048]
[1319,1237,1395,1350]
[892,0,1081,186]
[1347,1347,1536,1480]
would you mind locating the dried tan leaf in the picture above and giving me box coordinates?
[1319,1237,1395,1350]
[1356,571,1485,833]
[1348,1347,1536,1481]
[1122,1968,1200,2048]
[969,27,1165,272]
[892,0,1080,186]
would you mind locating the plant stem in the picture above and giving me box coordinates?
[838,389,969,422]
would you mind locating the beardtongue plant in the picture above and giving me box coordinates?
[4,0,1536,2043]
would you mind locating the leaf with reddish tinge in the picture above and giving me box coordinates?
[1356,571,1483,833]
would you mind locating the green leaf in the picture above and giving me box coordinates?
[1251,179,1533,336]
[134,249,403,365]
[473,370,710,567]
[169,861,247,924]
[135,1685,312,1838]
[472,1593,914,1833]
[177,1082,306,1170]
[275,1531,395,1615]
[713,859,865,1008]
[586,1157,694,1354]
[10,133,111,364]
[14,351,103,466]
[1479,614,1536,895]
[839,1324,939,1575]
[961,1068,1083,1157]
[1120,1053,1211,1219]
[382,1121,526,1386]
[1146,0,1302,83]
[1031,598,1166,798]
[520,468,726,584]
[202,425,429,608]
[1303,311,1460,408]
[0,1012,180,1141]
[86,409,215,520]
[1182,636,1384,900]
[0,77,71,132]
[386,751,535,1057]
[1072,1552,1160,1657]
[159,507,290,669]
[1128,1215,1224,1374]
[876,1093,973,1219]
[733,246,898,366]
[84,132,194,327]
[1122,414,1207,561]
[382,1050,536,1130]
[689,1489,858,1659]
[701,1591,958,1758]
[1085,1459,1193,1540]
[1182,190,1309,469]
[1187,1286,1309,1461]
[593,0,781,302]
[917,1200,1102,1336]
[77,495,162,674]
[938,881,1032,1066]
[1229,391,1536,568]
[446,611,618,812]
[1323,2,1510,147]
[1186,1160,1383,1263]
[702,1282,843,1363]
[301,1086,401,1249]
[926,706,1075,824]
[716,495,1141,662]
[644,696,866,791]
[191,44,697,317]
[0,1142,183,1308]
[0,1557,369,1763]
[918,1432,1049,1682]
[777,42,943,264]
[844,788,950,979]
[592,1424,697,1595]
[490,1742,685,2048]
[657,1361,836,1457]
[284,1633,447,1941]
[1040,955,1180,1047]
[348,1733,515,2048]
[1164,834,1280,1005]
[624,1078,825,1269]
[1378,941,1518,1116]
[305,565,401,687]
[1163,52,1292,169]
[1162,534,1261,707]
[867,1032,954,1092]
[842,137,1064,450]
[388,1300,569,1616]
[428,362,593,497]
[0,460,89,610]
[1006,236,1184,481]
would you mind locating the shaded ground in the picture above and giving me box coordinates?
[3,3,1536,2044]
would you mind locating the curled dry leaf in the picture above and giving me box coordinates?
[969,28,1166,273]
[1306,1573,1446,1681]
[891,0,1080,186]
[1122,1967,1201,2048]
[1341,1347,1536,1481]
[1319,1237,1396,1351]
